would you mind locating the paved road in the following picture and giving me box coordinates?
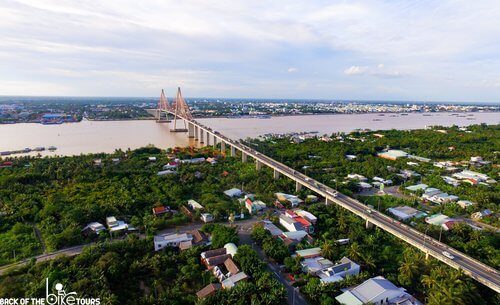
[187,118,500,293]
[237,227,308,305]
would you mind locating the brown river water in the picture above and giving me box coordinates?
[1,112,498,157]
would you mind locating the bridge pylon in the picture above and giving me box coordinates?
[156,89,171,123]
[170,87,192,132]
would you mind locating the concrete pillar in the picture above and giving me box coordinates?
[325,198,332,205]
[188,123,195,138]
[242,152,247,162]
[255,160,262,171]
[221,141,226,153]
[230,146,236,157]
[273,169,280,179]
[295,181,302,192]
[212,135,217,148]
[205,132,210,145]
[365,219,373,229]
[199,129,204,144]
[425,252,430,260]
[194,126,199,140]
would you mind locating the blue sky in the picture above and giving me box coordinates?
[0,0,499,102]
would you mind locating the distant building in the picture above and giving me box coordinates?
[106,216,129,232]
[425,213,451,226]
[377,149,408,160]
[345,155,357,161]
[148,156,157,162]
[346,174,368,181]
[224,188,243,197]
[196,283,221,299]
[471,209,493,220]
[405,184,428,192]
[335,276,422,305]
[245,199,267,214]
[293,247,322,259]
[260,220,284,236]
[457,200,476,209]
[316,257,360,285]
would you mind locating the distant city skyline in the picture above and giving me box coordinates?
[1,1,499,102]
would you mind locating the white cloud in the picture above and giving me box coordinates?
[0,0,498,101]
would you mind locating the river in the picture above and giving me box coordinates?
[1,112,498,157]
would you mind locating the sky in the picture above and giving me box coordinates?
[0,0,500,102]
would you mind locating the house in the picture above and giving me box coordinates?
[345,155,357,161]
[358,182,372,189]
[471,209,493,220]
[245,199,267,214]
[206,157,217,165]
[295,209,317,224]
[154,233,193,251]
[301,256,334,274]
[275,192,303,207]
[201,213,214,223]
[148,156,157,162]
[280,214,304,232]
[457,200,476,209]
[82,222,106,234]
[111,158,120,164]
[260,220,284,236]
[106,216,129,232]
[293,247,322,259]
[200,243,247,289]
[335,276,421,305]
[157,170,177,176]
[189,229,209,246]
[387,206,426,221]
[181,157,205,164]
[188,199,204,210]
[441,220,463,231]
[442,176,460,187]
[196,283,222,299]
[425,213,451,226]
[346,174,368,181]
[377,149,408,160]
[224,188,243,198]
[306,195,318,203]
[453,170,489,183]
[398,169,420,179]
[316,257,361,285]
[405,184,428,192]
[280,230,309,245]
[152,205,170,216]
[163,162,178,170]
[0,161,13,168]
[93,159,102,166]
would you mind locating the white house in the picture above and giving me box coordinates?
[295,209,317,224]
[83,222,106,234]
[201,213,214,223]
[457,200,476,209]
[154,233,193,251]
[387,206,423,221]
[279,214,303,232]
[106,216,128,232]
[316,257,361,285]
[224,188,243,198]
[188,199,204,210]
[335,276,421,305]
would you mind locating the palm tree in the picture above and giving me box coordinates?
[321,240,335,260]
[348,242,362,261]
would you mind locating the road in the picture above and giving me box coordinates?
[185,117,500,293]
[237,224,308,305]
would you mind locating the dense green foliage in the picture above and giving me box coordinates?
[0,146,295,265]
[0,237,211,304]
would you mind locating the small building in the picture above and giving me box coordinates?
[261,220,284,236]
[106,216,129,232]
[148,156,157,162]
[224,188,243,198]
[201,213,214,223]
[425,213,451,226]
[387,206,426,221]
[152,206,170,216]
[163,162,178,170]
[335,276,421,305]
[196,283,222,299]
[405,184,428,192]
[188,199,204,210]
[316,257,361,285]
[279,214,303,232]
[181,157,205,164]
[157,170,177,176]
[293,247,322,259]
[377,149,408,161]
[346,174,368,181]
[471,209,493,220]
[345,154,357,161]
[221,272,249,289]
[245,199,267,214]
[82,222,106,234]
[295,209,317,224]
[93,159,102,166]
[358,182,372,189]
[154,233,193,251]
[457,200,476,209]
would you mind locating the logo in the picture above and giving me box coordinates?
[0,279,100,305]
